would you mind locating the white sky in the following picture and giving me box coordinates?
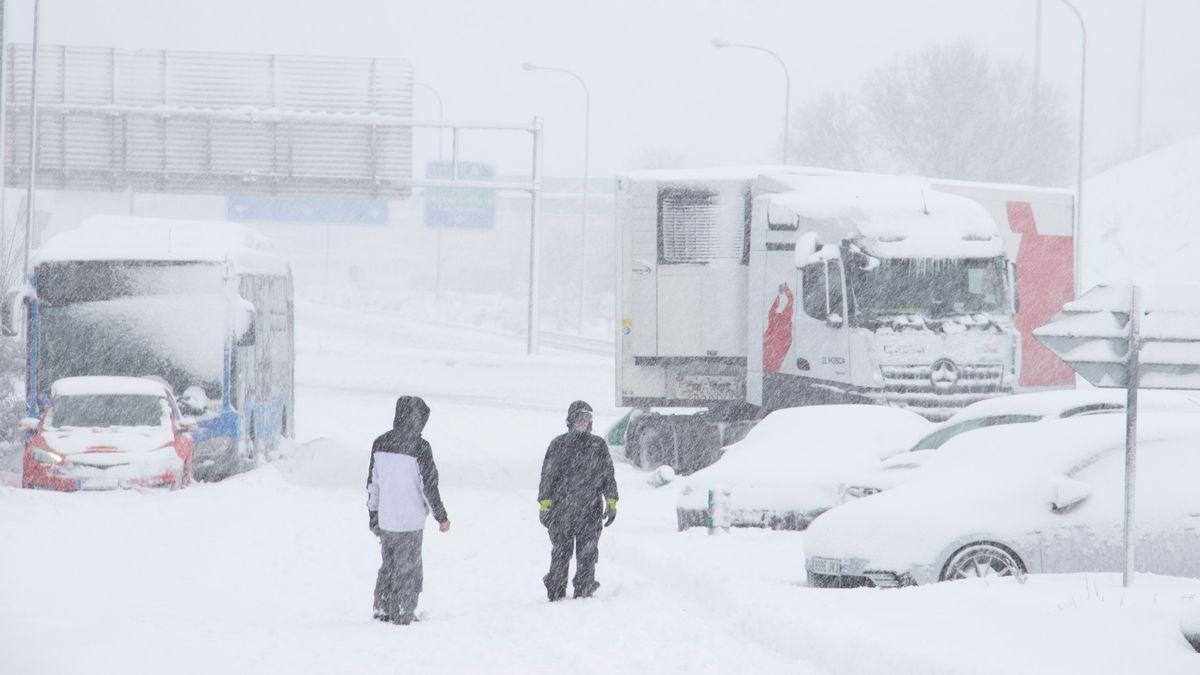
[17,0,1200,181]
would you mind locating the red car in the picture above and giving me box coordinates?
[22,377,196,491]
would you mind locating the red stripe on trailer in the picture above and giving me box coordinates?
[1008,202,1075,387]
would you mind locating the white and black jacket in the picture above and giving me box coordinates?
[367,396,449,533]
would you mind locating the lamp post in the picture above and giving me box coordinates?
[414,81,444,160]
[522,62,589,332]
[1055,0,1087,295]
[712,38,791,165]
[22,0,40,282]
[415,81,446,306]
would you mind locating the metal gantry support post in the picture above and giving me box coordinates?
[526,117,543,356]
[1122,284,1142,588]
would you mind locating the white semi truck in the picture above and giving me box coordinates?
[615,167,1074,472]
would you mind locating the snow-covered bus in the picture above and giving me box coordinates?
[3,216,294,480]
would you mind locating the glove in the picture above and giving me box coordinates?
[368,510,382,536]
[538,499,552,527]
[604,498,617,528]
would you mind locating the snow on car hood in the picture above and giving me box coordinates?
[677,405,931,514]
[806,413,1200,571]
[42,427,175,456]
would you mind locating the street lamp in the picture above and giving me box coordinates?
[1054,0,1087,296]
[415,81,447,305]
[22,0,41,282]
[522,62,590,332]
[414,81,444,160]
[712,38,791,165]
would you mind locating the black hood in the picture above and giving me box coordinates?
[393,396,430,438]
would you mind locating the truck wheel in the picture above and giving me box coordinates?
[625,413,722,475]
[627,416,674,470]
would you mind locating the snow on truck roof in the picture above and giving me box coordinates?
[33,216,289,274]
[762,173,1004,259]
[618,166,1005,259]
[51,376,172,398]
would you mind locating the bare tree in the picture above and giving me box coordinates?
[790,43,1074,186]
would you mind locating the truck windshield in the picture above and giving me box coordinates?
[35,261,227,400]
[849,257,1009,320]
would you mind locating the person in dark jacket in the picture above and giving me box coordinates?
[538,400,619,601]
[367,396,451,625]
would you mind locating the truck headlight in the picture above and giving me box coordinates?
[32,447,66,466]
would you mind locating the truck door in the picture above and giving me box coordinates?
[793,257,851,398]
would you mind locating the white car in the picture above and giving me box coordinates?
[675,405,932,530]
[840,389,1200,501]
[805,412,1200,588]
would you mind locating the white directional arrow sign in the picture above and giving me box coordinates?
[1034,283,1200,588]
[1034,283,1200,389]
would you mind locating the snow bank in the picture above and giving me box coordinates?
[275,437,367,490]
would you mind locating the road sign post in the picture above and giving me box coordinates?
[1035,283,1200,587]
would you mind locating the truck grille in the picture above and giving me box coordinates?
[880,362,1007,421]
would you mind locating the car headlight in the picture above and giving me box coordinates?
[32,447,66,466]
[843,485,881,501]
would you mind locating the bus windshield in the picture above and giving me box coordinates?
[35,261,226,400]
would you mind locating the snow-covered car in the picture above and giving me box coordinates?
[839,389,1200,501]
[805,412,1200,588]
[675,405,932,530]
[22,377,197,491]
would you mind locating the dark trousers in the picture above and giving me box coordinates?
[544,525,601,596]
[374,530,423,620]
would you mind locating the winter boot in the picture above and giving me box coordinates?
[547,587,566,602]
[573,581,600,599]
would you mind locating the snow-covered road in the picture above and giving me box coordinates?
[3,303,1199,674]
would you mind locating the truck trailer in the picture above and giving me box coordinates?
[615,167,1074,472]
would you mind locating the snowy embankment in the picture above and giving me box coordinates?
[1085,133,1200,287]
[2,303,1198,674]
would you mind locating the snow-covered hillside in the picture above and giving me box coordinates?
[1085,135,1200,287]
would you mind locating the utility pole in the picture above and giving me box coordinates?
[1033,0,1043,107]
[1135,0,1147,156]
[1055,0,1087,296]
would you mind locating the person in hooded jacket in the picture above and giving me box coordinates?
[538,400,619,601]
[367,396,450,625]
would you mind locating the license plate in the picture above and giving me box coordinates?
[809,557,842,575]
[674,376,741,400]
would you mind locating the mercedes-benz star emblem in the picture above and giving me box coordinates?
[930,358,959,392]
